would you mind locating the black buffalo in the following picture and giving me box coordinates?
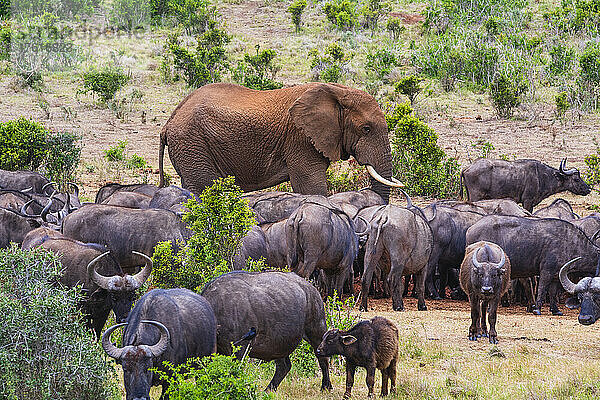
[102,288,217,400]
[461,158,590,212]
[559,257,600,325]
[466,215,600,315]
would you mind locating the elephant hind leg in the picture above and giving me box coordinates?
[169,141,222,195]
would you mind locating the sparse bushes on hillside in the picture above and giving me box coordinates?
[169,0,218,35]
[360,0,390,30]
[232,46,283,90]
[107,0,151,31]
[365,49,399,82]
[11,0,96,18]
[386,17,404,40]
[584,140,600,186]
[152,176,256,292]
[489,71,529,118]
[80,65,130,102]
[323,0,359,30]
[0,245,120,400]
[0,117,81,183]
[165,25,230,87]
[547,42,575,77]
[310,41,351,82]
[288,0,307,32]
[387,103,461,198]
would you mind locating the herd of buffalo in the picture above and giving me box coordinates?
[3,153,600,399]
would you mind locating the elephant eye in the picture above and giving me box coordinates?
[362,125,371,134]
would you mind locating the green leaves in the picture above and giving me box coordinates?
[80,67,130,102]
[288,0,307,32]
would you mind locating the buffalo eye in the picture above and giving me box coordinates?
[362,125,371,134]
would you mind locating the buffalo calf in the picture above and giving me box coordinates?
[316,316,398,399]
[459,241,510,344]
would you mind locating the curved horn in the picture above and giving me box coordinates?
[366,165,405,188]
[355,215,370,236]
[427,203,437,222]
[87,251,113,290]
[41,182,57,195]
[399,188,413,209]
[142,320,170,357]
[20,187,33,194]
[494,248,506,269]
[40,197,53,222]
[20,199,34,216]
[130,251,153,290]
[67,182,80,198]
[101,322,128,359]
[591,229,600,245]
[472,246,483,269]
[559,157,577,176]
[559,257,582,294]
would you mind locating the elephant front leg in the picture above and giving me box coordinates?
[286,152,329,196]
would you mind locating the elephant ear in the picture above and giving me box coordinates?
[289,84,346,162]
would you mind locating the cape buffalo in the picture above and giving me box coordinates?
[62,204,191,272]
[201,271,332,392]
[533,198,579,220]
[286,196,360,297]
[0,169,51,193]
[459,241,511,344]
[466,215,600,315]
[95,183,159,204]
[0,206,50,248]
[243,191,308,224]
[461,158,591,212]
[316,316,398,399]
[559,257,600,325]
[102,288,217,399]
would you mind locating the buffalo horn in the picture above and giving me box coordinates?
[428,203,438,222]
[366,165,405,188]
[591,229,600,245]
[398,188,413,209]
[559,256,582,294]
[355,215,370,236]
[494,248,506,269]
[87,251,113,290]
[142,320,170,357]
[130,251,153,289]
[472,246,484,269]
[41,182,57,195]
[559,158,577,176]
[67,182,80,198]
[101,322,128,359]
[20,187,33,194]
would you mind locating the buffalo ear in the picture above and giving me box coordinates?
[565,296,581,309]
[341,335,357,345]
[289,84,345,162]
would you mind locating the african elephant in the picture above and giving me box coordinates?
[158,83,402,202]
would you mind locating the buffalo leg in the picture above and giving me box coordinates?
[388,357,397,394]
[365,366,376,397]
[389,267,405,311]
[426,261,442,300]
[344,362,357,399]
[480,299,488,337]
[415,269,427,311]
[305,329,332,391]
[488,298,499,344]
[468,296,480,341]
[267,356,291,391]
[361,237,384,311]
[534,273,553,315]
[381,366,389,396]
[548,281,563,316]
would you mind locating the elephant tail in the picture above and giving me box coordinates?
[158,127,168,188]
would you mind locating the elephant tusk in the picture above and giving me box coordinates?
[392,177,405,187]
[366,166,405,188]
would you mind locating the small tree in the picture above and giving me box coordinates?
[80,66,130,102]
[232,46,283,90]
[310,41,351,82]
[152,176,256,292]
[489,72,528,118]
[288,0,307,32]
[386,17,404,40]
[168,0,218,35]
[395,75,424,106]
[360,0,390,31]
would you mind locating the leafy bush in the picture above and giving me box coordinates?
[388,103,461,198]
[232,46,283,90]
[556,91,569,117]
[395,75,424,105]
[0,245,120,400]
[11,0,96,18]
[107,0,151,31]
[324,0,359,30]
[290,341,318,377]
[169,0,218,35]
[326,159,369,194]
[545,0,600,35]
[360,0,390,30]
[548,42,575,77]
[155,353,266,399]
[288,0,307,32]
[149,0,170,19]
[386,17,404,40]
[579,41,600,86]
[43,131,81,183]
[365,49,399,82]
[489,71,528,118]
[0,117,48,171]
[103,140,127,162]
[310,42,351,82]
[166,26,230,88]
[324,291,360,372]
[584,140,600,186]
[0,23,10,61]
[471,139,494,158]
[152,176,256,291]
[80,66,130,102]
[127,153,148,169]
[0,0,9,19]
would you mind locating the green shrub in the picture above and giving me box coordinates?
[0,117,48,171]
[43,131,81,183]
[556,91,569,117]
[11,0,96,18]
[395,75,424,106]
[324,291,360,372]
[545,0,600,35]
[290,341,318,377]
[127,153,148,169]
[232,46,283,90]
[584,140,600,186]
[80,66,130,102]
[324,0,359,30]
[0,245,120,400]
[0,0,9,19]
[388,103,461,198]
[310,42,350,82]
[548,42,575,77]
[107,0,151,31]
[360,0,390,30]
[489,71,528,118]
[471,139,494,158]
[166,26,230,88]
[152,176,256,291]
[168,0,218,35]
[150,0,170,19]
[580,42,600,86]
[155,353,266,399]
[0,118,80,183]
[386,17,404,40]
[365,49,399,82]
[0,23,10,61]
[288,0,307,32]
[103,140,127,162]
